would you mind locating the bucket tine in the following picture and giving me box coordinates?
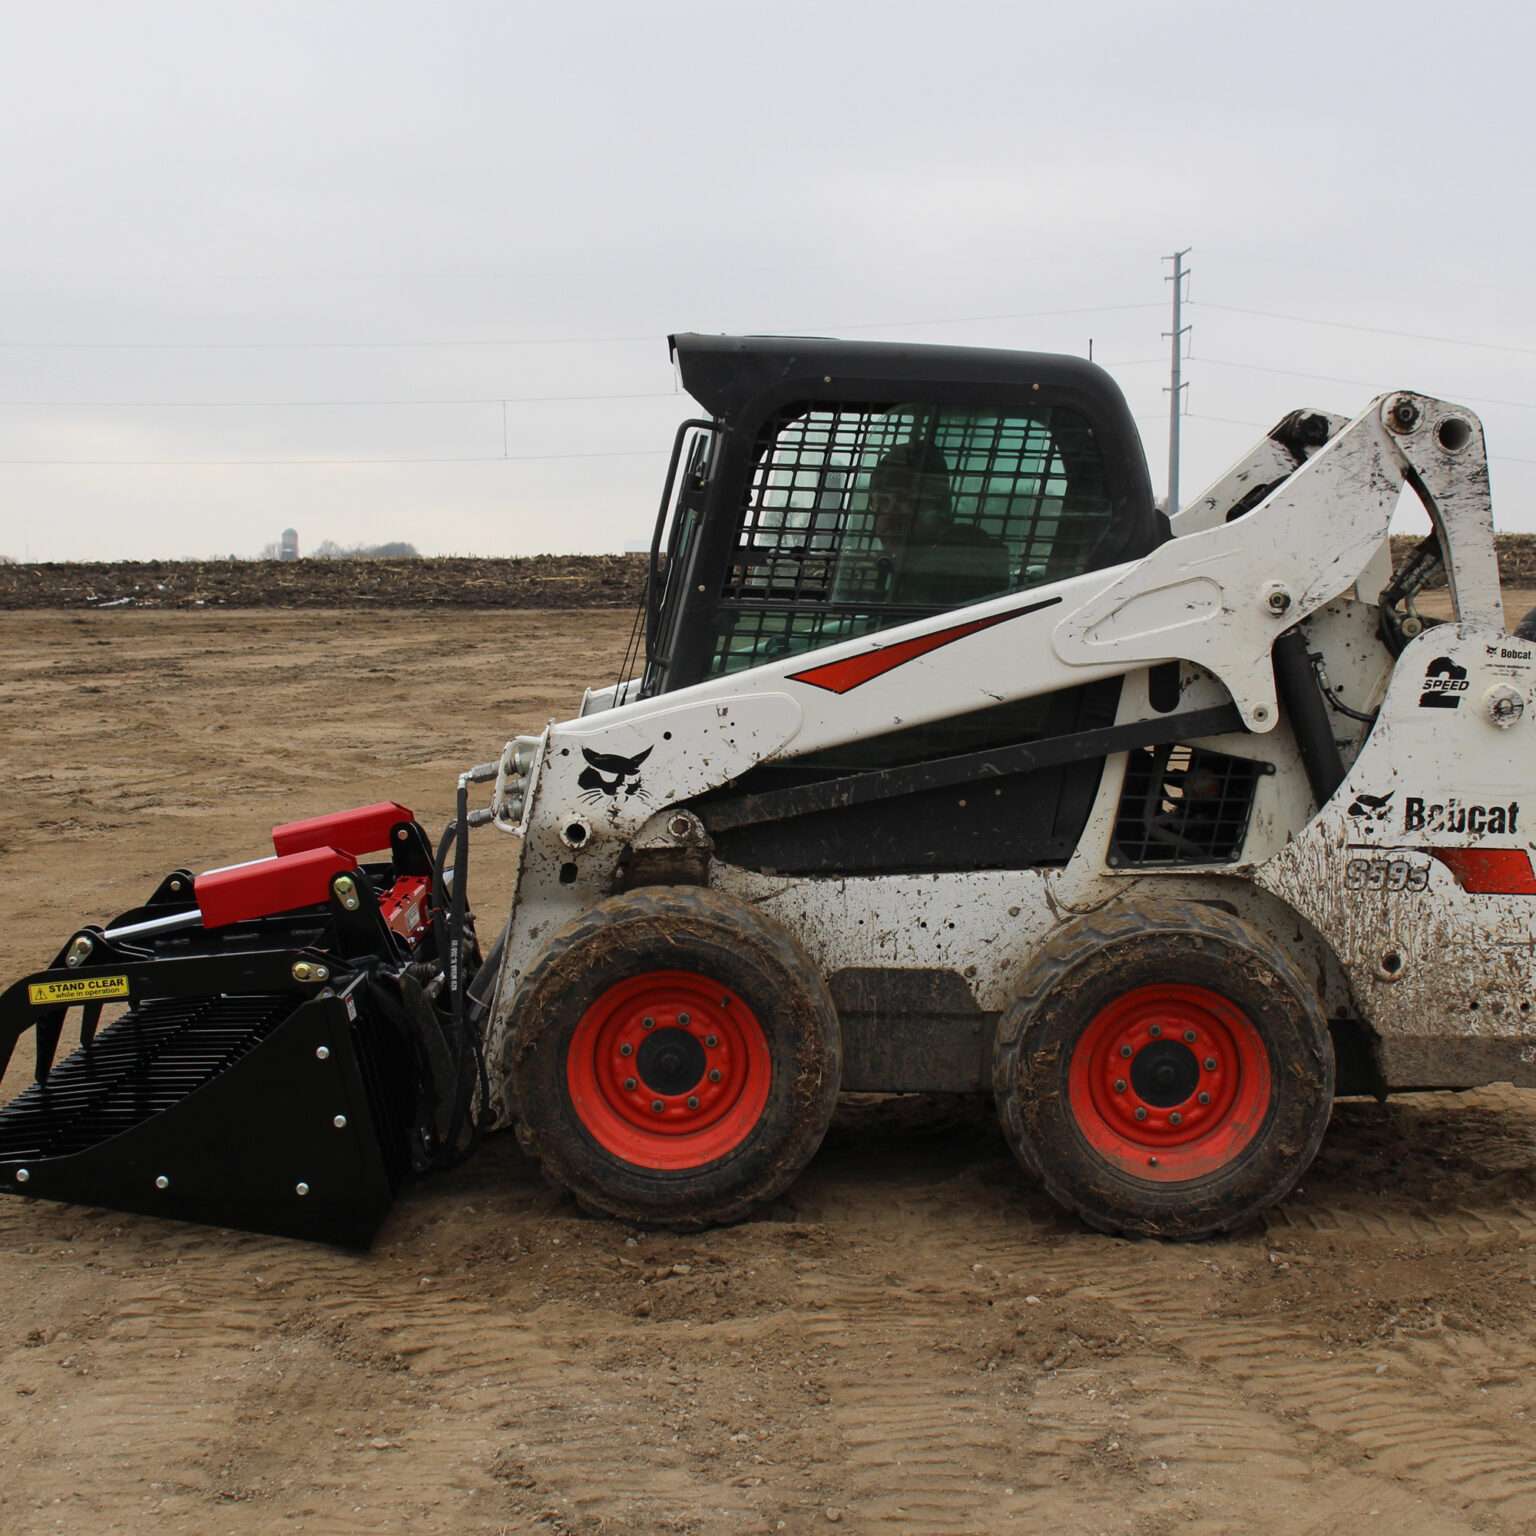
[80,1002,103,1049]
[34,1009,66,1083]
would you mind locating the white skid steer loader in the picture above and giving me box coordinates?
[2,334,1531,1244]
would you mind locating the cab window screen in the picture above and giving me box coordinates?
[708,401,1113,677]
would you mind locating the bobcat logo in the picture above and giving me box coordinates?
[1347,790,1394,824]
[578,745,653,809]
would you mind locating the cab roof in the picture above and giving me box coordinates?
[669,331,1140,432]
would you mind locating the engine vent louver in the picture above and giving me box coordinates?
[1111,743,1262,866]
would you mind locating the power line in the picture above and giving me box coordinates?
[0,448,668,466]
[835,303,1163,333]
[1192,301,1536,359]
[1192,354,1536,412]
[0,390,684,408]
[0,301,1163,352]
[1186,410,1536,467]
[0,360,1170,411]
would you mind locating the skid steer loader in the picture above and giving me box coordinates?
[3,333,1532,1245]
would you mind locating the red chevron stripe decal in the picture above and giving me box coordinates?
[787,596,1061,696]
[1430,848,1536,894]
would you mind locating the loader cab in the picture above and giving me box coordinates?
[642,333,1158,698]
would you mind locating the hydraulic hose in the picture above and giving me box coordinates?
[428,791,491,1168]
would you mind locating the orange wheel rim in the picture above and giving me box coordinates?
[1067,983,1272,1183]
[566,970,772,1170]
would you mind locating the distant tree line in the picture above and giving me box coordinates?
[254,540,421,559]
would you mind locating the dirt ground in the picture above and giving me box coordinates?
[2,602,1536,1536]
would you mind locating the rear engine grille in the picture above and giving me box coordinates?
[1110,743,1263,866]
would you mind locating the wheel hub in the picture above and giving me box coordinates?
[1129,1039,1200,1109]
[636,1027,706,1097]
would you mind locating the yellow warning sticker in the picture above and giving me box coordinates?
[28,974,131,1006]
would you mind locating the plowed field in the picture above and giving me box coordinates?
[2,605,1535,1536]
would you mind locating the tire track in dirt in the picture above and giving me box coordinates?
[6,611,1536,1536]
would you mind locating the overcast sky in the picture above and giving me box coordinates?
[1,0,1532,561]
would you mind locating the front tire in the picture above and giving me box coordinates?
[505,886,841,1227]
[993,900,1333,1238]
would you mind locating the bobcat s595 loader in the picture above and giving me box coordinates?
[2,334,1531,1245]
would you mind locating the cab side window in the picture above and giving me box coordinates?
[708,401,1114,677]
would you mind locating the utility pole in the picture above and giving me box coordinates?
[1163,248,1191,515]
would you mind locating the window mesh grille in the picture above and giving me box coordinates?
[1110,744,1263,866]
[709,401,1114,677]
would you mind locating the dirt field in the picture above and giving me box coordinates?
[3,603,1536,1536]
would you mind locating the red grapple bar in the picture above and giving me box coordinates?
[272,802,414,859]
[196,847,359,929]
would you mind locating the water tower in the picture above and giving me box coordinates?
[279,529,299,562]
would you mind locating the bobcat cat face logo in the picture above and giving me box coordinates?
[1347,790,1394,824]
[578,746,653,808]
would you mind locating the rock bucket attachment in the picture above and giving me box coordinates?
[0,973,412,1246]
[0,801,476,1248]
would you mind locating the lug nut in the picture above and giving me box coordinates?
[1204,1056,1217,1071]
[650,1100,664,1114]
[1183,1030,1197,1043]
[1198,1091,1211,1105]
[678,1012,691,1026]
[1119,1044,1133,1059]
[1169,1111,1183,1126]
[155,1175,169,1190]
[708,1068,722,1083]
[686,1096,700,1110]
[1148,1024,1161,1038]
[1114,1079,1127,1094]
[295,1182,310,1197]
[624,1077,637,1091]
[619,1042,633,1057]
[333,1115,347,1129]
[1134,1107,1148,1121]
[1148,1156,1160,1168]
[642,1016,655,1030]
[705,1034,719,1048]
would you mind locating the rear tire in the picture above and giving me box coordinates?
[505,886,841,1227]
[993,900,1333,1238]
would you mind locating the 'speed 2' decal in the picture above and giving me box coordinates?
[787,596,1062,696]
